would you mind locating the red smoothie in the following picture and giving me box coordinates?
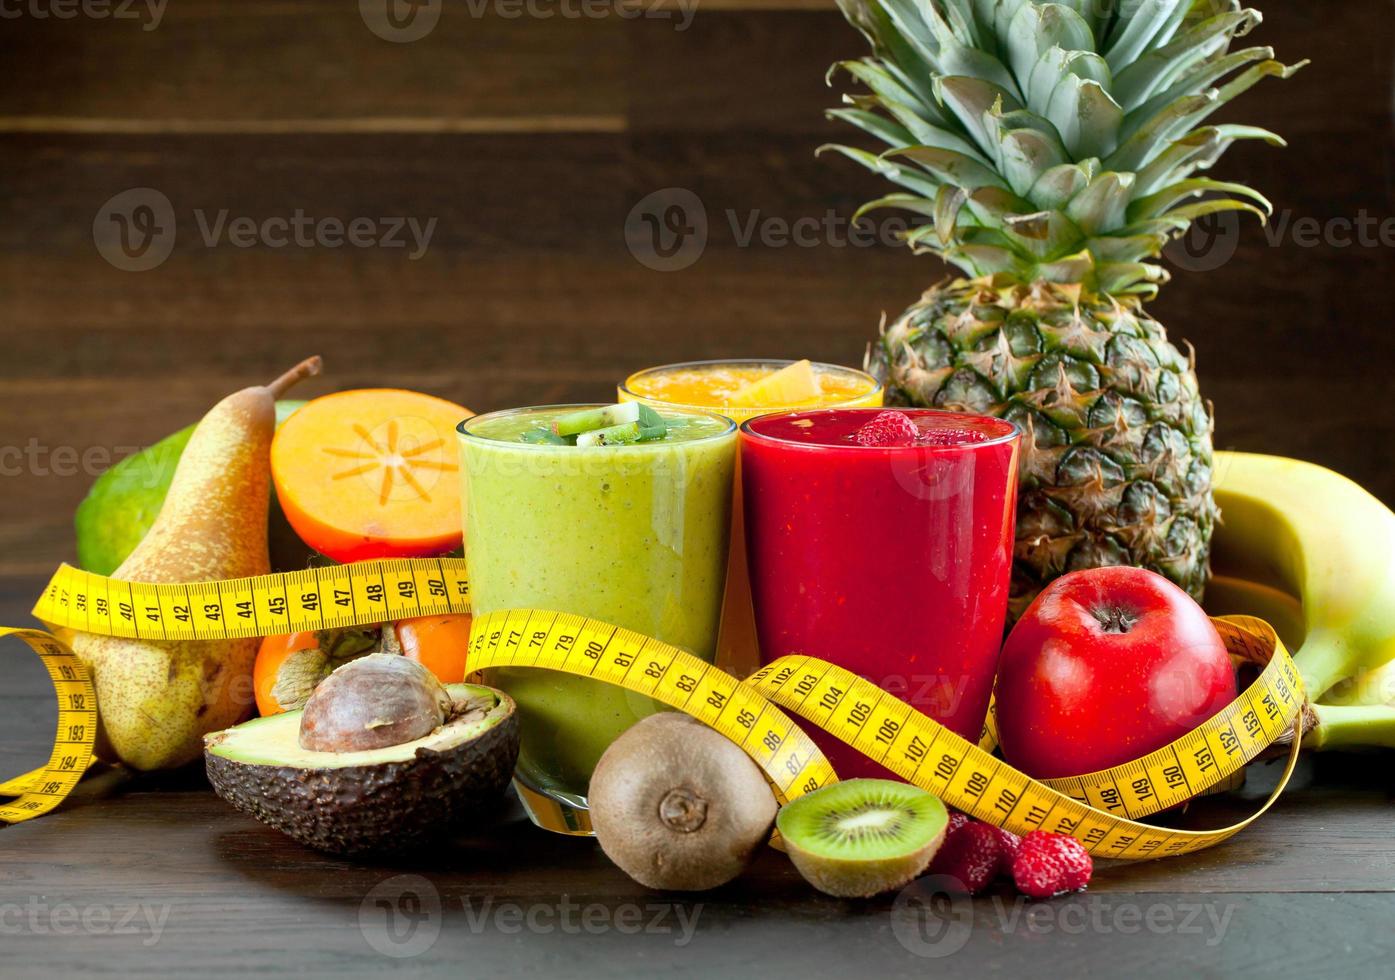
[741,408,1020,780]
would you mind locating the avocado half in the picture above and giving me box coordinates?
[204,683,518,856]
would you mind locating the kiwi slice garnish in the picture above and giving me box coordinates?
[776,778,949,898]
[552,402,641,437]
[576,420,642,446]
[540,403,670,446]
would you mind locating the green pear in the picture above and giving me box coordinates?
[74,400,309,576]
[72,357,322,770]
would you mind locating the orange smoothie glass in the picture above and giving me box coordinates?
[620,359,882,677]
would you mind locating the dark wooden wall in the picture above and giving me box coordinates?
[2,0,1392,572]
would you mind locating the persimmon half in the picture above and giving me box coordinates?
[271,389,473,562]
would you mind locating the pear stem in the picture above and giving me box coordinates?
[265,356,323,399]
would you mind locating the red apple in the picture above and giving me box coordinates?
[995,566,1237,780]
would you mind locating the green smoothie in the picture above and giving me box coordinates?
[458,404,736,828]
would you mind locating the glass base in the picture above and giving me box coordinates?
[513,776,594,836]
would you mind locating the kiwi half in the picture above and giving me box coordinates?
[776,778,949,898]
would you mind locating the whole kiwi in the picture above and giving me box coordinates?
[589,712,777,891]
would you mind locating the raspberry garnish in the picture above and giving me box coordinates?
[855,411,918,447]
[916,426,989,446]
[1011,830,1093,898]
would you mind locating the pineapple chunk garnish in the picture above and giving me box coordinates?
[729,359,822,408]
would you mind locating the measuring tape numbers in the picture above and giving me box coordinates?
[13,558,1303,859]
[0,628,97,824]
[470,610,1304,860]
[32,559,471,640]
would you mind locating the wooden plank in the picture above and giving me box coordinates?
[0,643,1393,976]
[0,0,1377,138]
[0,0,626,126]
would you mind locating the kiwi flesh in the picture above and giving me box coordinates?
[776,778,949,898]
[589,712,777,891]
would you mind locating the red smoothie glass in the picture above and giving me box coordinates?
[741,408,1020,780]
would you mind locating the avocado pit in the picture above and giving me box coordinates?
[204,669,520,856]
[298,653,452,752]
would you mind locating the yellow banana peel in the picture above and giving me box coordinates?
[1211,451,1395,749]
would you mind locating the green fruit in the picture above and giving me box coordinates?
[204,682,519,855]
[576,420,642,447]
[75,362,321,771]
[588,712,777,891]
[551,402,640,437]
[776,778,948,898]
[75,400,307,575]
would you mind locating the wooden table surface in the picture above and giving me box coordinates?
[2,578,1394,977]
[3,0,1395,975]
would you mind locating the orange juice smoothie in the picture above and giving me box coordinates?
[620,359,882,677]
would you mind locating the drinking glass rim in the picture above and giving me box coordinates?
[739,407,1020,451]
[458,403,737,449]
[619,358,883,413]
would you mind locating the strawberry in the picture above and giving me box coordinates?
[929,820,1000,894]
[1011,831,1093,898]
[855,411,918,447]
[990,824,1021,877]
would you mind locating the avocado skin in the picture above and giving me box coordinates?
[204,693,519,856]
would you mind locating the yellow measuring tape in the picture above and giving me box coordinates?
[468,608,1304,860]
[32,559,471,639]
[4,558,470,824]
[0,628,97,823]
[18,560,1303,860]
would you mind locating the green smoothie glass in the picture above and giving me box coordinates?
[458,405,737,834]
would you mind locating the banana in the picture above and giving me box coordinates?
[1203,574,1307,652]
[1210,451,1395,700]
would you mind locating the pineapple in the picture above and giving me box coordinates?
[825,0,1302,616]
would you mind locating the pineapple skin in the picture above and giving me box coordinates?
[868,276,1218,619]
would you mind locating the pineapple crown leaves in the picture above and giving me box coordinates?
[821,0,1306,296]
